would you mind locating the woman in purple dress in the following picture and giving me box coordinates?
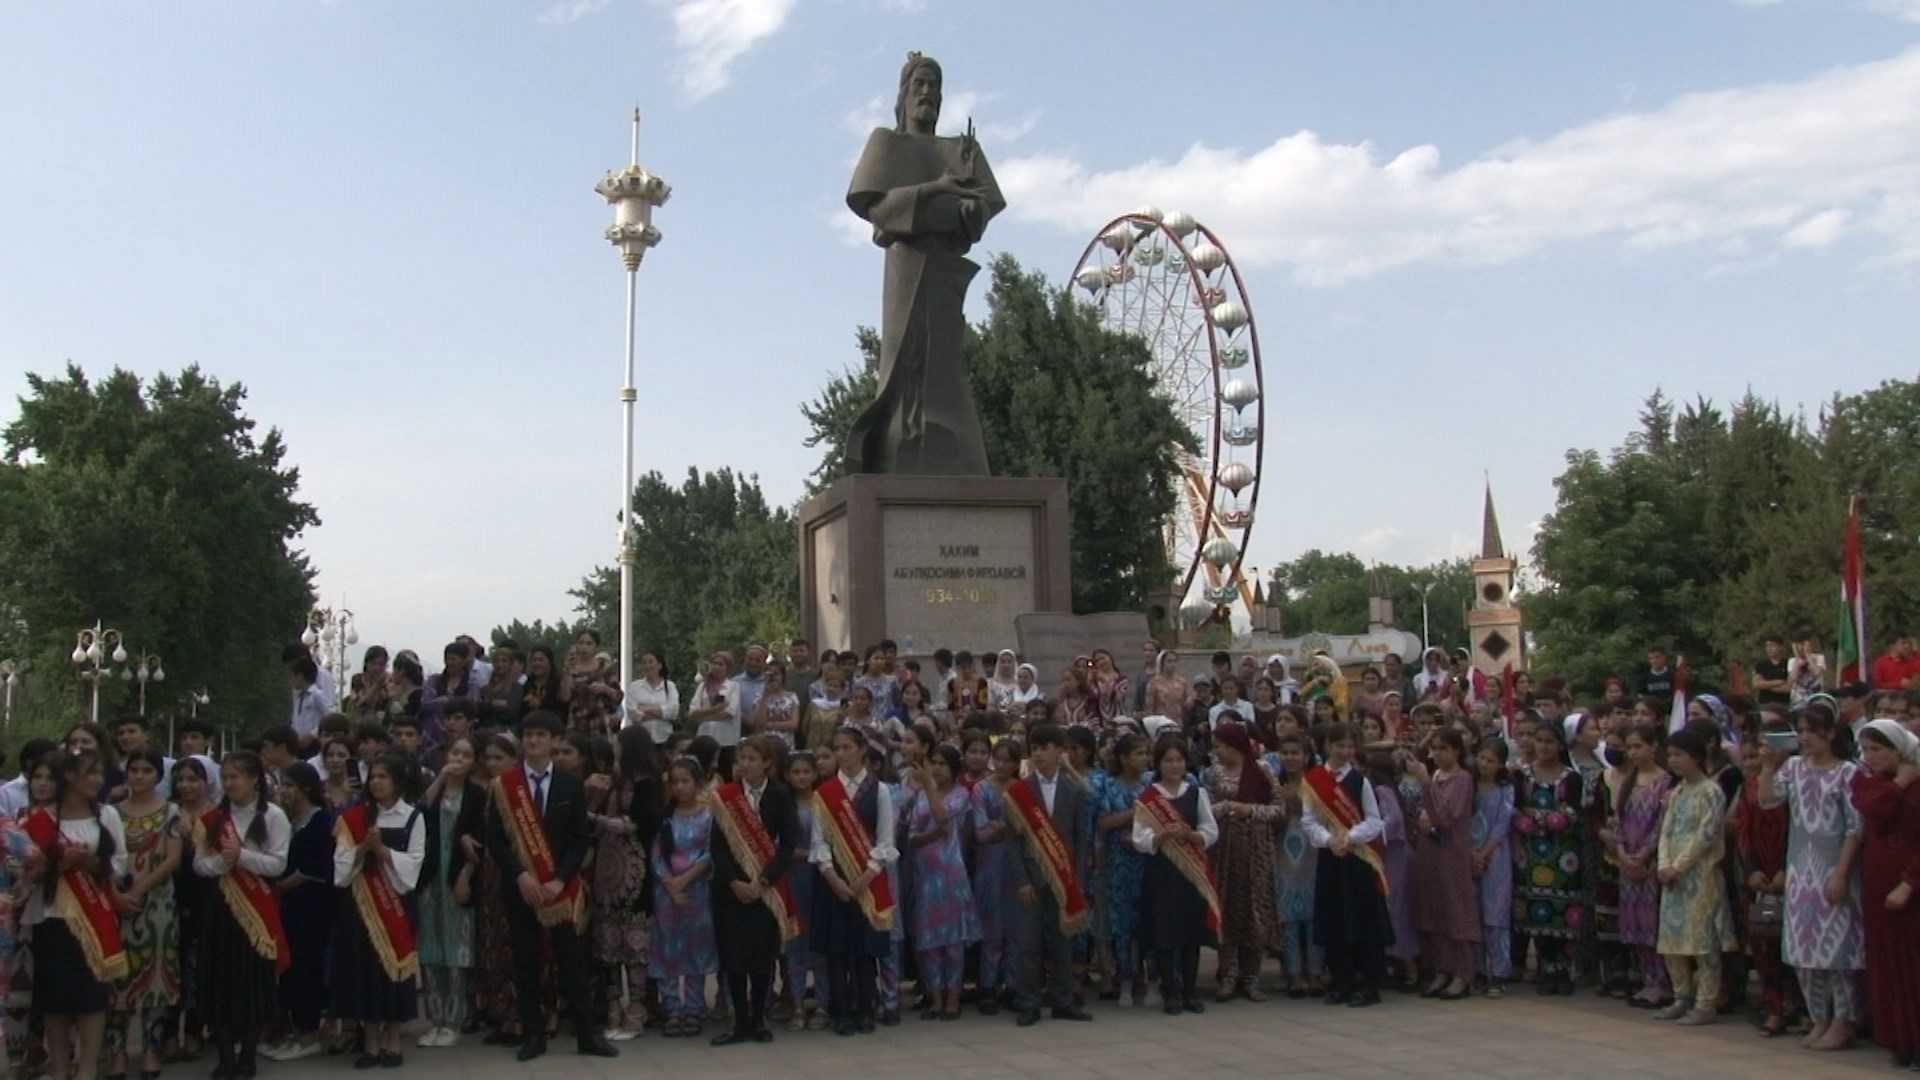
[1610,724,1673,1006]
[649,758,717,1037]
[1410,730,1479,998]
[970,739,1021,1012]
[1368,749,1420,989]
[907,745,980,1019]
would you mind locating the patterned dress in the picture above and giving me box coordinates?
[1093,772,1150,951]
[1204,763,1283,953]
[1513,765,1588,941]
[648,808,717,1006]
[1377,784,1419,962]
[1770,757,1864,970]
[417,790,475,970]
[1615,772,1674,948]
[908,787,980,950]
[969,780,1018,990]
[0,814,36,1062]
[116,803,181,1012]
[1656,778,1736,956]
[592,779,651,967]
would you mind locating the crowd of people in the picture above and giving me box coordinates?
[4,627,1920,1079]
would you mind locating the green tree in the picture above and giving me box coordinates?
[500,467,798,693]
[0,365,318,740]
[1265,552,1474,650]
[802,255,1195,613]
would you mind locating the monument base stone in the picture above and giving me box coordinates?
[798,474,1071,654]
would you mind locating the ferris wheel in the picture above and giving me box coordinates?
[1071,208,1265,628]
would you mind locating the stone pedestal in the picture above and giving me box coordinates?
[797,474,1072,654]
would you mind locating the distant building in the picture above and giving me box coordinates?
[1467,482,1527,678]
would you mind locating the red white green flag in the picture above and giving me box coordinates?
[1836,495,1866,684]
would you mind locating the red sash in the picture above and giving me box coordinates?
[709,783,801,943]
[1002,779,1090,935]
[1133,785,1222,936]
[491,770,588,931]
[812,775,895,931]
[194,809,292,974]
[22,810,128,983]
[1301,766,1389,896]
[334,805,419,982]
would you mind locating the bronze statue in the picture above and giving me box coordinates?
[846,52,1005,476]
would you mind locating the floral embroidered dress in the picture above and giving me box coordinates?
[1656,777,1736,956]
[908,787,980,951]
[648,808,717,987]
[592,779,650,967]
[1093,772,1151,947]
[1513,764,1588,940]
[1205,762,1283,951]
[116,802,181,1011]
[0,814,37,1009]
[1768,756,1864,971]
[1471,783,1515,977]
[1615,772,1674,948]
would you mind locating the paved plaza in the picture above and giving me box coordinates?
[269,993,1886,1080]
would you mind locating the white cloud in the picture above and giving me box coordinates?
[1732,0,1783,7]
[665,0,797,101]
[843,89,1040,144]
[1870,0,1920,22]
[536,0,609,24]
[1783,207,1851,248]
[879,0,926,11]
[996,48,1920,284]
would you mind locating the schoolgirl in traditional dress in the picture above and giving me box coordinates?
[163,756,213,1066]
[1514,721,1586,995]
[1758,701,1864,1052]
[649,757,717,1037]
[1301,723,1392,1009]
[262,764,331,1064]
[1651,726,1735,1026]
[1270,733,1323,998]
[112,748,181,1080]
[593,726,661,1041]
[1850,718,1920,1067]
[0,783,35,1076]
[780,751,827,1030]
[24,750,126,1080]
[809,728,898,1036]
[1204,722,1282,1000]
[1409,729,1478,999]
[1733,719,1797,1037]
[1093,733,1151,1004]
[1369,749,1420,990]
[331,753,426,1068]
[1471,739,1515,995]
[1603,724,1671,1007]
[709,736,799,1046]
[415,736,486,1049]
[970,738,1020,1013]
[1133,736,1219,1015]
[192,751,290,1080]
[904,744,978,1019]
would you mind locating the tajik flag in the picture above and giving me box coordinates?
[1837,495,1867,684]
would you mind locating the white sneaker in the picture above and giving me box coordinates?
[416,1029,440,1048]
[257,1041,290,1062]
[439,1028,460,1047]
[279,1040,324,1061]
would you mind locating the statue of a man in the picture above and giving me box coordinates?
[845,52,1006,476]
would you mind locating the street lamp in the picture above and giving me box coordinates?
[302,606,358,677]
[1420,582,1438,653]
[70,621,129,724]
[130,652,166,717]
[595,108,670,696]
[1,659,22,731]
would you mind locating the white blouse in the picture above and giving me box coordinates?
[808,770,899,874]
[192,801,292,880]
[624,677,681,744]
[1298,764,1385,848]
[1130,780,1220,856]
[332,799,427,895]
[22,806,130,927]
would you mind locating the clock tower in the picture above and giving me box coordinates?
[1467,482,1525,678]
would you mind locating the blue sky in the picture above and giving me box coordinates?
[3,0,1916,667]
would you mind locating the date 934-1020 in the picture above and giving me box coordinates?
[925,587,997,606]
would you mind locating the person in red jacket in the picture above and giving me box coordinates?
[1872,637,1920,692]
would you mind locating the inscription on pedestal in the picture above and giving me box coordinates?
[881,505,1036,651]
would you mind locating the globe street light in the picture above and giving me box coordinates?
[303,606,358,678]
[131,652,166,717]
[1,659,22,732]
[71,621,129,724]
[594,108,670,695]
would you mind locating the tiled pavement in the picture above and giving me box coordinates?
[267,991,1888,1079]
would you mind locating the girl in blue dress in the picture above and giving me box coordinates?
[970,738,1022,1013]
[907,745,981,1019]
[781,751,827,1030]
[649,758,716,1037]
[1094,733,1152,1004]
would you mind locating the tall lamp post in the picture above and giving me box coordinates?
[1420,582,1438,653]
[594,109,670,695]
[130,652,166,716]
[1,659,21,732]
[70,622,129,724]
[302,606,357,679]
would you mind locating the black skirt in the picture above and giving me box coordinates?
[31,919,109,1016]
[1312,850,1394,951]
[809,885,890,959]
[1137,853,1215,952]
[714,886,781,973]
[198,899,278,1030]
[328,896,419,1022]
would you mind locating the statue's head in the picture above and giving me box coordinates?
[893,51,942,136]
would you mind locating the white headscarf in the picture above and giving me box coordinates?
[1265,654,1299,704]
[1141,715,1179,742]
[1011,663,1043,704]
[1864,718,1920,764]
[988,649,1019,691]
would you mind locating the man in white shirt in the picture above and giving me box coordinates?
[0,739,55,818]
[1298,722,1389,1008]
[288,657,329,742]
[284,644,339,712]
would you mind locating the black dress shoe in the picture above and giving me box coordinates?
[752,1027,774,1043]
[1347,990,1382,1008]
[710,1031,750,1047]
[514,1037,547,1062]
[857,1015,875,1034]
[878,1009,900,1027]
[576,1035,618,1058]
[1050,1006,1093,1022]
[379,1053,403,1069]
[482,1030,519,1047]
[833,1020,855,1037]
[1323,990,1350,1005]
[1182,998,1205,1014]
[352,1054,381,1071]
[1015,1009,1041,1027]
[1163,1001,1182,1015]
